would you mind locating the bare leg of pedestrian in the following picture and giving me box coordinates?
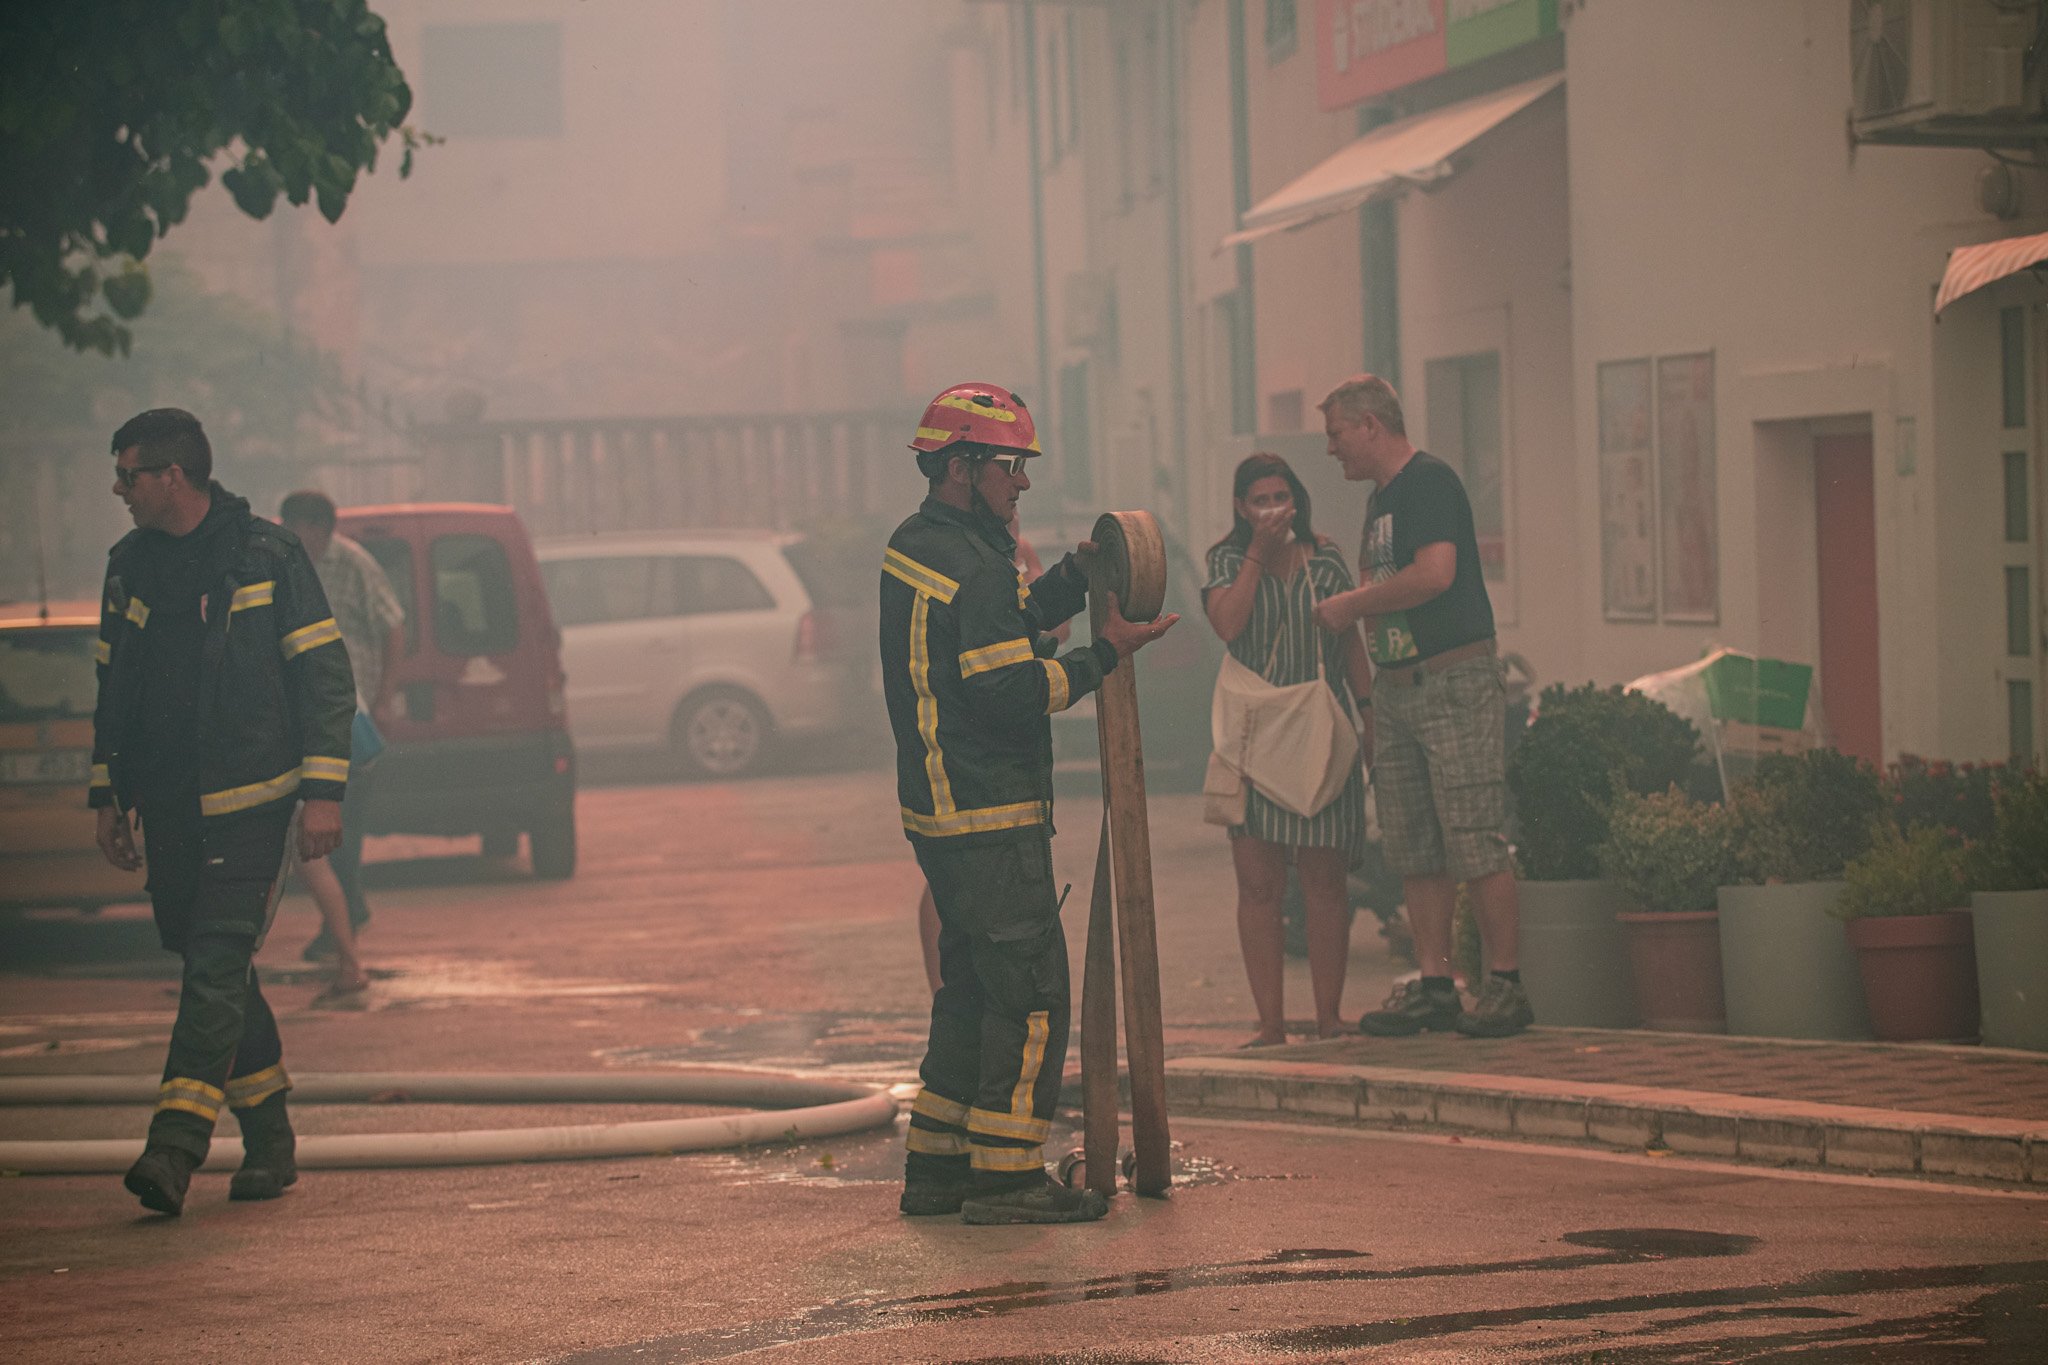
[1403,873,1458,981]
[1231,835,1289,1046]
[1298,847,1352,1037]
[1470,867,1520,972]
[302,857,369,999]
[917,883,943,995]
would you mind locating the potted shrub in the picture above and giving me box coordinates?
[1507,684,1704,1028]
[1832,826,1979,1042]
[1599,786,1737,1032]
[1968,771,2048,1051]
[1717,750,1883,1040]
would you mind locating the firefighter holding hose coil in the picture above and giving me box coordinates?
[882,382,1177,1224]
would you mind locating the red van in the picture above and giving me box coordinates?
[335,504,577,878]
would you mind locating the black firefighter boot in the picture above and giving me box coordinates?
[229,1092,298,1201]
[124,1146,201,1216]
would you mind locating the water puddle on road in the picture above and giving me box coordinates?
[553,1232,2048,1364]
[603,1010,931,1082]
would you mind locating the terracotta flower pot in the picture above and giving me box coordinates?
[1616,909,1726,1033]
[1843,910,1980,1043]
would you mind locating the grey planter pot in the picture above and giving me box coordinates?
[1972,890,2048,1052]
[1518,879,1638,1028]
[1716,882,1870,1040]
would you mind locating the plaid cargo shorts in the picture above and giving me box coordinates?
[1371,654,1512,881]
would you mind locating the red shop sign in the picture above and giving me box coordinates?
[1317,0,1448,109]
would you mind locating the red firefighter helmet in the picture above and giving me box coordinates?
[908,382,1041,459]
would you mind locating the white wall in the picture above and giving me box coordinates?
[1564,0,2045,760]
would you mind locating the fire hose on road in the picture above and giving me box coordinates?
[1080,510,1173,1199]
[0,1071,898,1174]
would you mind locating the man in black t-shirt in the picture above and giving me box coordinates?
[1314,374,1532,1039]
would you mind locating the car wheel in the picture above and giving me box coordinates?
[530,800,576,880]
[673,689,770,779]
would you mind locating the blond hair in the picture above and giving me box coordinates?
[1318,374,1406,437]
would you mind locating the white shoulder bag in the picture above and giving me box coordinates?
[1205,564,1359,823]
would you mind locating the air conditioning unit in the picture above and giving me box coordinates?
[1850,0,2048,148]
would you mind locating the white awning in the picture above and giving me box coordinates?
[1935,230,2048,314]
[1221,72,1563,251]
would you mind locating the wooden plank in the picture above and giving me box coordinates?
[1081,811,1120,1197]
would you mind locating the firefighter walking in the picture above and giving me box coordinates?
[881,383,1177,1224]
[90,408,357,1216]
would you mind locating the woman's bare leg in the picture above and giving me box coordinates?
[1231,834,1290,1045]
[1297,847,1353,1037]
[301,856,368,992]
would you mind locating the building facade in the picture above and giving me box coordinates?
[963,0,2047,767]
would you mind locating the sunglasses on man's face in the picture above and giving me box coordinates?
[113,463,174,490]
[983,453,1029,477]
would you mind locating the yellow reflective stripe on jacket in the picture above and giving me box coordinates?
[958,637,1034,679]
[899,801,1043,838]
[125,597,150,628]
[280,617,342,659]
[883,548,960,604]
[226,1064,291,1108]
[199,766,301,817]
[94,639,110,665]
[1041,659,1071,714]
[908,594,957,818]
[230,580,275,613]
[300,755,350,785]
[90,763,110,789]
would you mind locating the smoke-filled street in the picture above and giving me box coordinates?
[4,761,2043,1363]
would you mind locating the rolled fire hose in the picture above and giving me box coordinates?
[1082,510,1172,1198]
[0,1071,898,1174]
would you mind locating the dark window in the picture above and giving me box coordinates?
[654,556,774,617]
[0,627,96,725]
[2002,306,2028,429]
[1265,0,1298,61]
[541,556,651,627]
[423,23,563,139]
[2008,566,2033,657]
[358,536,418,655]
[2006,451,2031,543]
[2012,680,2036,767]
[431,535,521,655]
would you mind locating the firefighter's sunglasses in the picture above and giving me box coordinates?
[982,453,1029,476]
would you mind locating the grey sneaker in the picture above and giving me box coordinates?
[960,1175,1110,1225]
[1455,975,1535,1038]
[1357,979,1463,1036]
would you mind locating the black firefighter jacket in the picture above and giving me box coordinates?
[880,496,1119,845]
[89,485,357,823]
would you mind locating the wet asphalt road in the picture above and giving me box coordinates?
[1,758,2044,1362]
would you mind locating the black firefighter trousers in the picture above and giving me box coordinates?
[138,794,295,1161]
[908,829,1069,1191]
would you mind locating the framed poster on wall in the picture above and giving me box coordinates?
[1597,359,1656,621]
[1657,352,1720,623]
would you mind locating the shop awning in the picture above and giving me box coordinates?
[1935,230,2048,314]
[1220,72,1563,250]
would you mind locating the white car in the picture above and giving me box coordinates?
[536,531,860,777]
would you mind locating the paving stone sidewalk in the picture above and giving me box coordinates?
[1162,1027,2048,1187]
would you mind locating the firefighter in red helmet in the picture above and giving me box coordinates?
[882,382,1178,1223]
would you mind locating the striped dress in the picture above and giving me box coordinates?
[1203,540,1367,852]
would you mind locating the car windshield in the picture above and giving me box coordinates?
[0,627,97,724]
